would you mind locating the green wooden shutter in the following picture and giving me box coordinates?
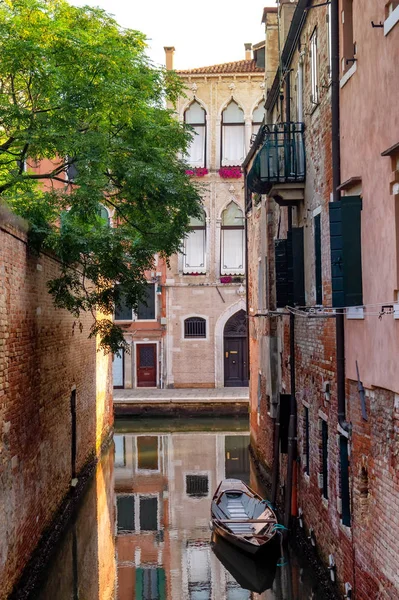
[158,568,166,600]
[291,227,305,306]
[314,214,322,304]
[329,202,344,307]
[275,239,293,308]
[342,196,363,306]
[135,568,143,598]
[340,436,351,526]
[329,196,362,307]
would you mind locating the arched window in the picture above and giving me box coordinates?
[221,202,245,275]
[183,210,206,274]
[184,101,206,168]
[221,101,245,167]
[252,103,265,137]
[184,317,206,338]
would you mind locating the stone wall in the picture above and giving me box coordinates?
[0,220,112,598]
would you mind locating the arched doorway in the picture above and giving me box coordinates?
[224,310,248,387]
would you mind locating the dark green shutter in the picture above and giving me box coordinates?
[275,239,287,308]
[322,421,328,499]
[329,196,362,307]
[342,196,363,306]
[279,394,291,454]
[314,214,322,304]
[329,202,344,307]
[340,436,351,526]
[305,407,310,476]
[291,227,305,306]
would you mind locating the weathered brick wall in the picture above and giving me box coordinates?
[346,381,399,599]
[0,221,113,598]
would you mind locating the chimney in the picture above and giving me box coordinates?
[164,46,175,71]
[244,43,252,61]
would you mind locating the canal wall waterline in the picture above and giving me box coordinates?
[0,220,113,599]
[113,387,249,417]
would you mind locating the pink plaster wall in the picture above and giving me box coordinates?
[339,0,399,391]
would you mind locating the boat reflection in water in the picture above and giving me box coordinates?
[211,532,278,594]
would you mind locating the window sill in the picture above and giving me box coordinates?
[340,61,357,88]
[384,5,399,35]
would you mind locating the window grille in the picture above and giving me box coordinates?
[186,474,209,497]
[184,317,206,338]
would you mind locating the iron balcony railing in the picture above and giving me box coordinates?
[247,122,305,194]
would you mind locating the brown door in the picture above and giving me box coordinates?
[136,344,157,387]
[224,337,248,387]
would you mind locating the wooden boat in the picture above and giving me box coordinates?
[210,479,279,555]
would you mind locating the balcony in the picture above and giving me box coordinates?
[247,123,305,205]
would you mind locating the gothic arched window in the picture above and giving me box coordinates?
[221,202,245,275]
[183,210,206,274]
[184,101,206,168]
[221,101,245,166]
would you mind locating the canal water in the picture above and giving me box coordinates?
[33,417,327,600]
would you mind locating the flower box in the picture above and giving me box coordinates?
[185,167,209,177]
[220,276,232,284]
[218,166,242,179]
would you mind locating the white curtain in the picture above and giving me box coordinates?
[187,125,205,167]
[222,125,245,166]
[221,229,245,274]
[184,229,206,273]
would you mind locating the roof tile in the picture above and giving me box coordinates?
[177,59,264,75]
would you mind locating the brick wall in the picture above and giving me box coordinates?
[0,221,113,598]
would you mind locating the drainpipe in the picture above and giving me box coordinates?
[331,0,350,433]
[284,207,297,535]
[244,175,250,385]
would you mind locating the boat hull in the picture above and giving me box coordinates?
[212,522,270,554]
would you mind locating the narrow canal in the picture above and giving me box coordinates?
[32,417,330,599]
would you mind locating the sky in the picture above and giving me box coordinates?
[70,0,276,70]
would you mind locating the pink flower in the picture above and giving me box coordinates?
[185,167,209,177]
[218,166,242,179]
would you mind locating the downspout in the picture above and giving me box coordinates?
[284,206,297,534]
[244,174,250,385]
[331,0,350,433]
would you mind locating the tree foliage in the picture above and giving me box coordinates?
[0,0,201,352]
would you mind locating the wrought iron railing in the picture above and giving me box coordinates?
[247,123,305,194]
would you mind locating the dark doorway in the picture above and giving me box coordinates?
[224,310,248,387]
[136,344,157,387]
[225,435,250,483]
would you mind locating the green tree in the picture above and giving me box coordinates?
[0,0,201,352]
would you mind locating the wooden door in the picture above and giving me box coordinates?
[224,337,248,387]
[136,344,157,387]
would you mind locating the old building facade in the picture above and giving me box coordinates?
[245,0,399,598]
[164,46,265,388]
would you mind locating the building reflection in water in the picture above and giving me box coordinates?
[114,423,322,600]
[115,427,268,600]
[36,447,116,600]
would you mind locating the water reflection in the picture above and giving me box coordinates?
[34,418,326,600]
[36,447,116,600]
